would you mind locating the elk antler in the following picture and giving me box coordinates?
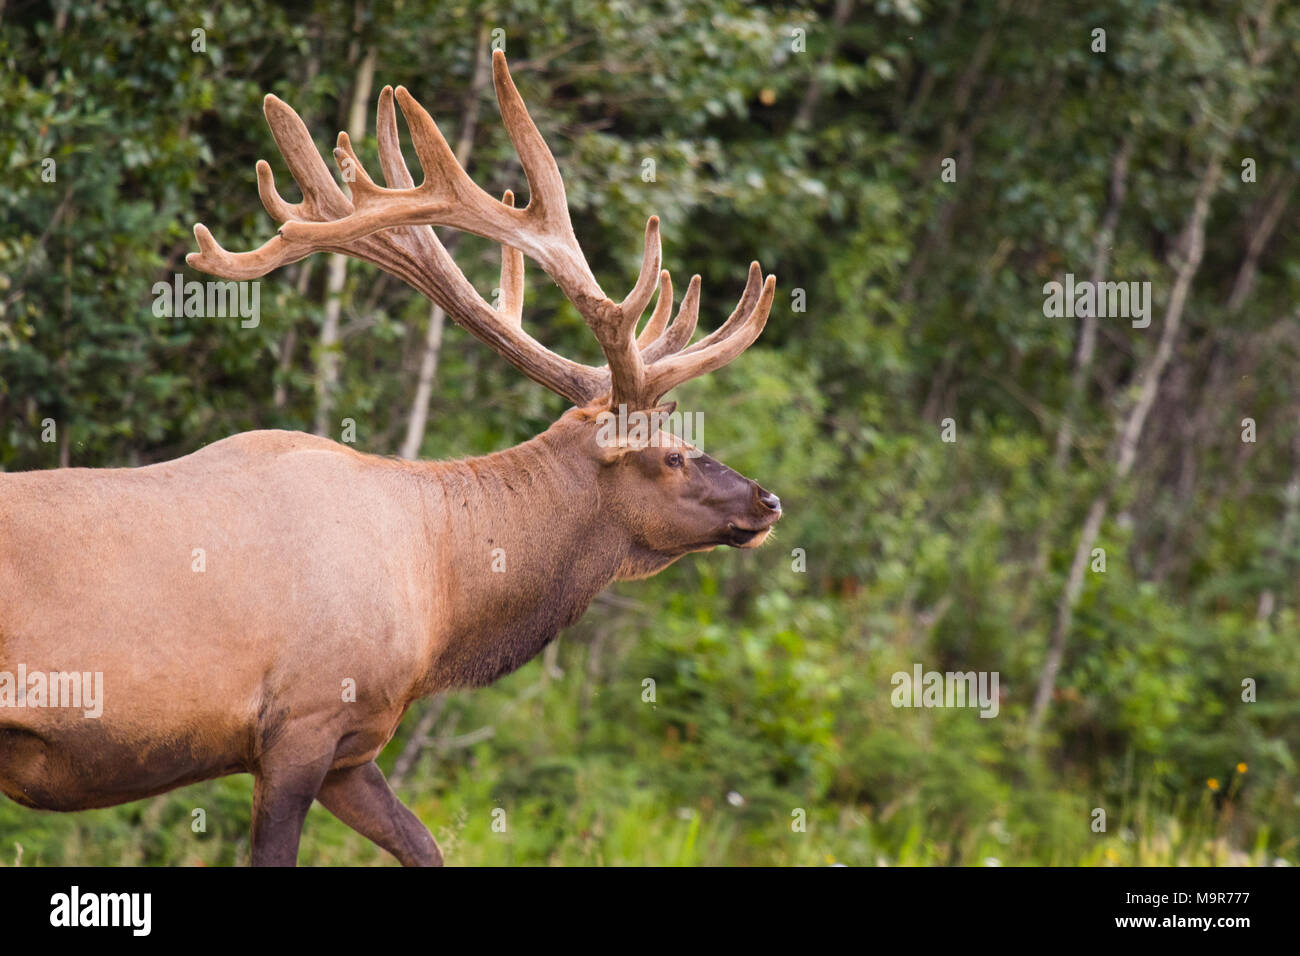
[188,50,775,410]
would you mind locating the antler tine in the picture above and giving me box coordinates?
[677,262,763,359]
[490,51,576,237]
[619,216,662,322]
[366,84,450,267]
[641,273,701,364]
[375,85,417,190]
[187,93,357,279]
[262,94,353,220]
[491,50,661,334]
[187,224,299,279]
[636,271,673,350]
[499,190,525,327]
[255,160,297,223]
[641,274,776,405]
[639,262,761,368]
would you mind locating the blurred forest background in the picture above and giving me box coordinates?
[2,0,1299,865]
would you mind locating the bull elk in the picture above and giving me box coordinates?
[0,51,780,865]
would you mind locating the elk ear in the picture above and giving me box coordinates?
[594,402,678,462]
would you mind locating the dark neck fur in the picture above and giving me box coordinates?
[415,426,625,689]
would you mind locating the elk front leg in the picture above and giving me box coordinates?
[249,757,334,867]
[315,760,444,867]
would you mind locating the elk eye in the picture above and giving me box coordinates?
[665,452,684,468]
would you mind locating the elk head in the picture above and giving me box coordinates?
[187,50,781,569]
[576,399,782,578]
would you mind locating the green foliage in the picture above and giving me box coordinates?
[2,0,1298,865]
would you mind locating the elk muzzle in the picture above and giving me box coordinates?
[725,482,782,548]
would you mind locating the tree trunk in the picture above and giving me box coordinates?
[792,0,855,132]
[1053,135,1133,469]
[313,43,376,437]
[1029,150,1225,740]
[399,304,448,458]
[1227,170,1296,312]
[274,261,314,409]
[1027,0,1283,671]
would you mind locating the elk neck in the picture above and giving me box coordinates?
[407,420,624,690]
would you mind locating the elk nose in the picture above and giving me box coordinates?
[758,489,781,512]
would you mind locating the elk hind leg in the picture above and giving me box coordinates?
[315,760,443,867]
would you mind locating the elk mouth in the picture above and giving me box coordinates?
[725,518,778,549]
